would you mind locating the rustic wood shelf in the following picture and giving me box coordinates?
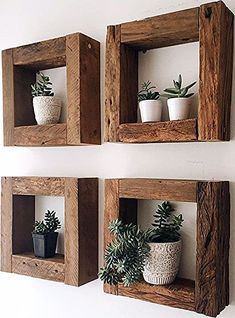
[1,176,98,286]
[104,178,230,317]
[2,32,101,146]
[105,1,234,143]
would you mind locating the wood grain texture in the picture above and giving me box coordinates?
[14,124,67,146]
[78,179,98,285]
[118,278,195,311]
[14,66,36,127]
[119,179,197,202]
[119,119,197,143]
[120,7,199,49]
[12,195,35,254]
[12,253,65,282]
[196,181,230,317]
[64,178,79,286]
[12,36,66,69]
[12,177,65,196]
[198,1,234,141]
[66,33,101,145]
[2,49,14,146]
[1,177,13,272]
[105,26,121,142]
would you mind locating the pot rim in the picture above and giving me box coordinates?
[167,96,192,100]
[33,96,60,100]
[147,239,181,245]
[139,99,162,104]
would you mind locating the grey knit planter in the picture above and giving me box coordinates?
[33,96,62,125]
[143,240,182,285]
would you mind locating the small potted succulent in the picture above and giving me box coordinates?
[32,210,61,258]
[163,74,196,121]
[31,71,62,125]
[143,201,184,285]
[137,81,162,122]
[99,202,183,287]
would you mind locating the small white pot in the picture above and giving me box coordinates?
[167,97,191,121]
[33,96,62,125]
[139,100,162,123]
[143,240,182,285]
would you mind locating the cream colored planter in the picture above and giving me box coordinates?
[139,100,162,122]
[167,97,191,120]
[33,96,62,125]
[143,240,182,285]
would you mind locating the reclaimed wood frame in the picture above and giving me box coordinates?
[103,178,230,317]
[1,176,98,286]
[105,1,234,143]
[2,33,101,146]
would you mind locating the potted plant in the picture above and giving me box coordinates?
[143,201,184,285]
[32,210,61,258]
[137,81,162,122]
[163,74,196,121]
[31,71,62,125]
[99,219,152,286]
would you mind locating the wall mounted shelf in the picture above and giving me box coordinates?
[2,32,101,146]
[103,178,230,317]
[105,1,234,143]
[1,176,98,286]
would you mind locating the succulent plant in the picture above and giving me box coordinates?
[162,74,196,99]
[138,81,160,102]
[31,71,54,97]
[33,210,61,235]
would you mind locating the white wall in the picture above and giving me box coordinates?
[0,0,235,317]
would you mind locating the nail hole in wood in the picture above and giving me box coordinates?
[205,7,212,19]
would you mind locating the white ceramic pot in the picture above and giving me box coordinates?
[33,96,62,125]
[167,97,191,121]
[143,240,182,285]
[139,100,162,123]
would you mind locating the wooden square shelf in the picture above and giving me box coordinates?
[2,32,101,146]
[103,178,230,317]
[105,1,234,143]
[1,176,98,286]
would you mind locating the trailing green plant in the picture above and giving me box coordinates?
[31,71,54,97]
[137,81,160,101]
[33,210,61,235]
[99,219,153,286]
[162,74,196,98]
[149,201,184,243]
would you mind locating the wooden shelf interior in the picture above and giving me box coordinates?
[104,178,230,317]
[2,33,101,146]
[105,1,233,143]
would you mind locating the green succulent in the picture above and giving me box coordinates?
[162,74,196,98]
[137,81,160,102]
[31,71,54,97]
[33,210,61,235]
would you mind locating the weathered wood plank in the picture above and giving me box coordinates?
[12,253,65,282]
[119,119,197,143]
[119,179,197,202]
[2,49,14,146]
[1,177,13,272]
[103,179,120,295]
[12,36,66,69]
[14,123,67,146]
[196,181,230,316]
[121,7,199,49]
[12,195,35,254]
[105,26,121,142]
[118,278,195,311]
[64,178,79,286]
[12,177,65,196]
[78,179,98,285]
[198,1,234,141]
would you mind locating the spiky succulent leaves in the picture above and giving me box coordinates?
[31,71,54,97]
[137,80,160,102]
[150,201,184,243]
[99,219,152,286]
[162,74,196,99]
[32,210,61,235]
